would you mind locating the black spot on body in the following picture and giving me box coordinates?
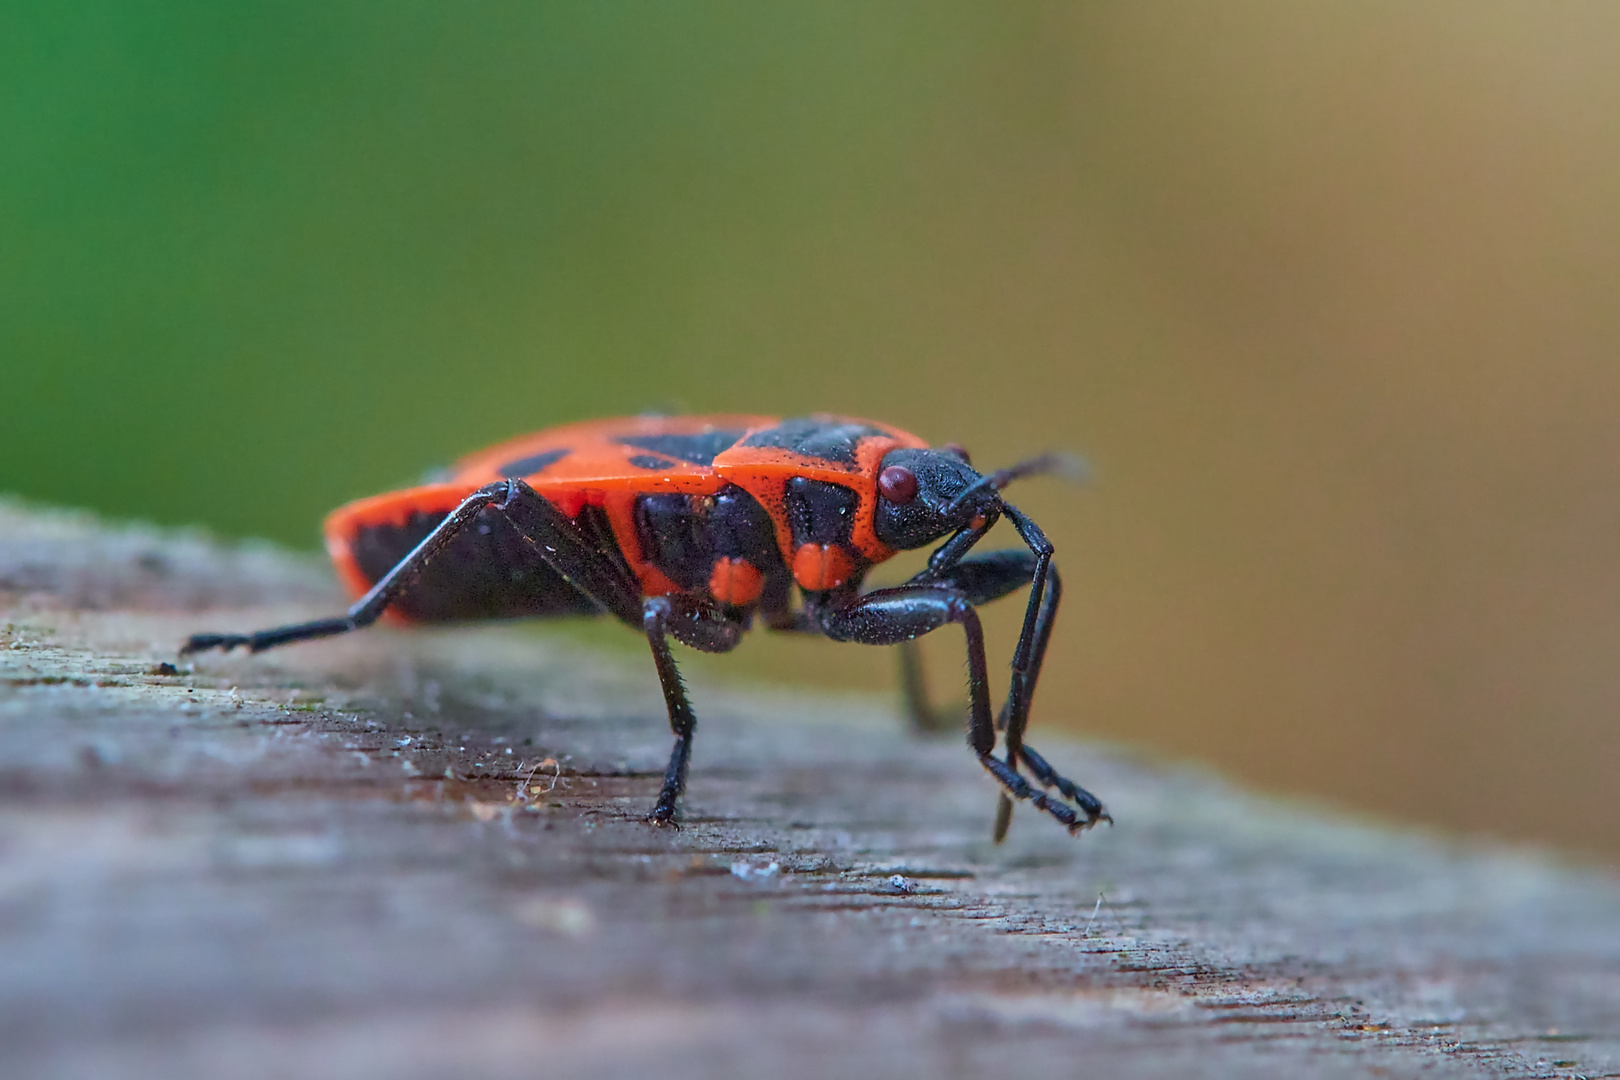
[740,418,886,465]
[619,429,745,466]
[634,495,709,590]
[498,448,569,478]
[633,485,789,604]
[785,477,858,546]
[708,486,782,562]
[627,454,679,471]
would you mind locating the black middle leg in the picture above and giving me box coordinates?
[897,640,945,733]
[642,594,745,826]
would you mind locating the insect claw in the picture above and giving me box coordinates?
[179,633,245,656]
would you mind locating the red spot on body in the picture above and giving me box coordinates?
[708,557,764,607]
[792,544,856,591]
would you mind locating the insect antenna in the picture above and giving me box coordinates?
[989,450,1091,490]
[945,451,1091,515]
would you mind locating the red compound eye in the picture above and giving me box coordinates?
[878,465,919,504]
[942,443,971,465]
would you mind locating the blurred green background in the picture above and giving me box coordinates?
[5,3,1619,861]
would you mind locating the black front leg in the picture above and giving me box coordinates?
[984,555,1109,827]
[992,505,1108,836]
[816,584,1100,836]
[898,549,1042,733]
[893,550,1106,834]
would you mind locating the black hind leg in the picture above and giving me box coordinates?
[181,479,642,655]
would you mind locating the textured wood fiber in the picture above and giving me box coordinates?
[2,498,1618,1079]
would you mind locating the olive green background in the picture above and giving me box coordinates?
[5,4,1619,861]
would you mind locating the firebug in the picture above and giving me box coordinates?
[183,414,1109,839]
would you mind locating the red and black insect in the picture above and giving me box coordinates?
[183,414,1109,838]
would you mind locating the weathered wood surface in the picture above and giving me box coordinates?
[2,498,1618,1080]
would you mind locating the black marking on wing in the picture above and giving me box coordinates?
[627,454,679,471]
[498,448,570,478]
[619,429,746,466]
[566,503,643,607]
[350,506,603,622]
[740,418,886,465]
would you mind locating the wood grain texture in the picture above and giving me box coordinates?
[2,497,1617,1080]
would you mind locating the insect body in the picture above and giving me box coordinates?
[183,414,1109,838]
